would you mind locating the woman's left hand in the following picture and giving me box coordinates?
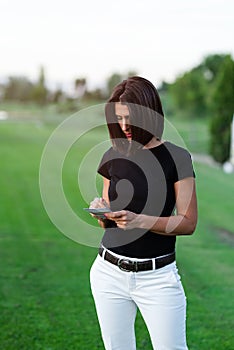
[104,210,141,230]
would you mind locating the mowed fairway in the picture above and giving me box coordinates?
[0,117,233,350]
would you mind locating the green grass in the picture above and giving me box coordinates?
[0,115,233,349]
[165,117,210,154]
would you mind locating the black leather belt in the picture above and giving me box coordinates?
[98,247,175,272]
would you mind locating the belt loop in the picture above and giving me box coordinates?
[101,247,106,259]
[152,259,156,270]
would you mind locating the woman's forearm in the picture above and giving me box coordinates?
[138,214,197,236]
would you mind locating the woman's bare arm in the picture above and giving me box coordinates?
[97,177,110,228]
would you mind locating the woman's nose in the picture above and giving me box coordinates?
[122,118,128,131]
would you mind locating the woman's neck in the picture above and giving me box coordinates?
[143,137,164,149]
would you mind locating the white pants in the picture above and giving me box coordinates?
[90,250,188,350]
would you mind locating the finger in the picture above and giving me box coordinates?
[117,223,127,230]
[89,197,103,208]
[105,210,125,219]
[90,197,110,209]
[101,198,109,207]
[113,216,129,224]
[90,213,98,218]
[90,200,101,206]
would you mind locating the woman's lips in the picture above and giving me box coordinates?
[125,133,132,139]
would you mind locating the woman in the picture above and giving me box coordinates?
[89,76,197,350]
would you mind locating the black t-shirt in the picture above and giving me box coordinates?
[97,141,195,258]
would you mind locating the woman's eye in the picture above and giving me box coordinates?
[116,115,130,121]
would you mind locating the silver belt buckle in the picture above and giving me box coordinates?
[117,258,138,272]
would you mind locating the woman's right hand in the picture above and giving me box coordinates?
[89,197,109,227]
[89,197,109,210]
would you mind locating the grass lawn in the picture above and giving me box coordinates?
[0,114,233,349]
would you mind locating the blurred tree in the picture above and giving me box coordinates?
[209,55,234,163]
[74,78,86,99]
[106,73,123,97]
[84,88,105,101]
[168,54,229,119]
[201,54,229,110]
[126,70,138,78]
[4,76,34,102]
[158,81,170,93]
[169,67,207,117]
[31,66,48,105]
[56,97,78,113]
[50,88,64,103]
[202,54,228,82]
[0,83,5,101]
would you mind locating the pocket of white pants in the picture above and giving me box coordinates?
[166,264,182,284]
[90,255,112,294]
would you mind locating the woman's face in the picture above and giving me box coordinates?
[115,103,132,141]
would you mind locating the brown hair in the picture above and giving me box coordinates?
[105,76,164,154]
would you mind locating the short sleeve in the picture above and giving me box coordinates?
[171,147,195,182]
[165,143,195,182]
[97,149,112,180]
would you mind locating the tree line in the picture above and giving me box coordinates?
[0,68,137,106]
[0,55,233,163]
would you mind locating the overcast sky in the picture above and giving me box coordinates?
[0,0,233,90]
